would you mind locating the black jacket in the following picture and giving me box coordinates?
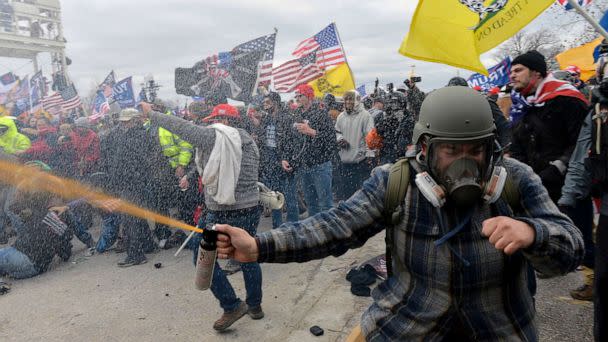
[11,193,73,273]
[256,111,287,178]
[488,99,512,151]
[511,95,588,201]
[99,125,166,206]
[277,103,337,170]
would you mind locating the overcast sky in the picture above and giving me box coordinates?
[0,0,592,104]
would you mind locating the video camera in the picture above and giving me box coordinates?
[404,76,422,88]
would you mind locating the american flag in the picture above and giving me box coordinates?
[42,84,82,114]
[42,92,63,114]
[59,84,82,111]
[556,0,592,10]
[43,211,68,236]
[273,52,323,93]
[206,33,276,90]
[292,23,346,69]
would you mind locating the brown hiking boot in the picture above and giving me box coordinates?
[213,302,248,331]
[248,306,264,320]
[570,284,593,301]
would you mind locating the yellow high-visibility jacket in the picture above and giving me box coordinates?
[145,114,193,169]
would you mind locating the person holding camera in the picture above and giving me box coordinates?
[404,76,425,120]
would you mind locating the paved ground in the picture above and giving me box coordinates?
[0,215,594,341]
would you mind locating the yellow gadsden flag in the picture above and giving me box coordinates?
[400,0,555,75]
[308,63,355,98]
[556,37,603,82]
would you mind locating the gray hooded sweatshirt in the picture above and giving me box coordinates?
[335,101,374,164]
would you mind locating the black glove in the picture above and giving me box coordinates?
[558,205,574,217]
[538,165,564,185]
[591,180,604,199]
[337,139,350,149]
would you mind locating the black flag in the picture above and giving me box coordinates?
[175,33,275,102]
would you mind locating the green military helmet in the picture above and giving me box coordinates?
[412,86,496,144]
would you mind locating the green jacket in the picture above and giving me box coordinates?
[0,116,31,154]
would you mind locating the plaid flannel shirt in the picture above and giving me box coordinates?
[256,157,583,341]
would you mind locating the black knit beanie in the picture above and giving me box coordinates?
[512,50,547,77]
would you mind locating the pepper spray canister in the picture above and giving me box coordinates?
[194,224,218,291]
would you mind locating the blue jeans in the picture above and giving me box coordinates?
[0,188,22,237]
[66,209,94,248]
[0,247,39,279]
[297,161,333,217]
[260,157,284,229]
[96,213,120,253]
[192,206,262,312]
[336,161,372,201]
[283,174,300,223]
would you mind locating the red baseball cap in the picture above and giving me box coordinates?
[488,87,500,95]
[295,84,315,100]
[202,104,240,123]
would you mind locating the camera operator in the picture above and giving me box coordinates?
[372,91,412,164]
[404,76,425,120]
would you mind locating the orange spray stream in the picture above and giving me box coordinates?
[0,159,203,233]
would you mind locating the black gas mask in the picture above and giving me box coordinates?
[417,138,501,208]
[435,157,484,207]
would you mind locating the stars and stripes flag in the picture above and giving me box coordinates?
[42,84,82,114]
[204,33,276,91]
[292,23,346,69]
[272,52,323,93]
[59,84,82,111]
[176,32,276,102]
[42,91,63,114]
[556,0,592,10]
[43,211,68,236]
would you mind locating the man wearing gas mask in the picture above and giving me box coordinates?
[373,91,415,164]
[211,86,583,340]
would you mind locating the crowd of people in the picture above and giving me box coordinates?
[0,47,607,340]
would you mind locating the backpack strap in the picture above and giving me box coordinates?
[384,158,411,224]
[383,158,410,278]
[501,175,521,214]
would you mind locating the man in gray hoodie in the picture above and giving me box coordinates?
[335,90,374,200]
[143,102,263,332]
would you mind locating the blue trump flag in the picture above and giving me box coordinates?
[356,84,366,97]
[30,71,43,107]
[467,57,511,91]
[112,76,135,109]
[593,10,608,62]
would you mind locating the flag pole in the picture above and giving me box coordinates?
[27,77,33,114]
[567,0,608,40]
[332,22,356,86]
